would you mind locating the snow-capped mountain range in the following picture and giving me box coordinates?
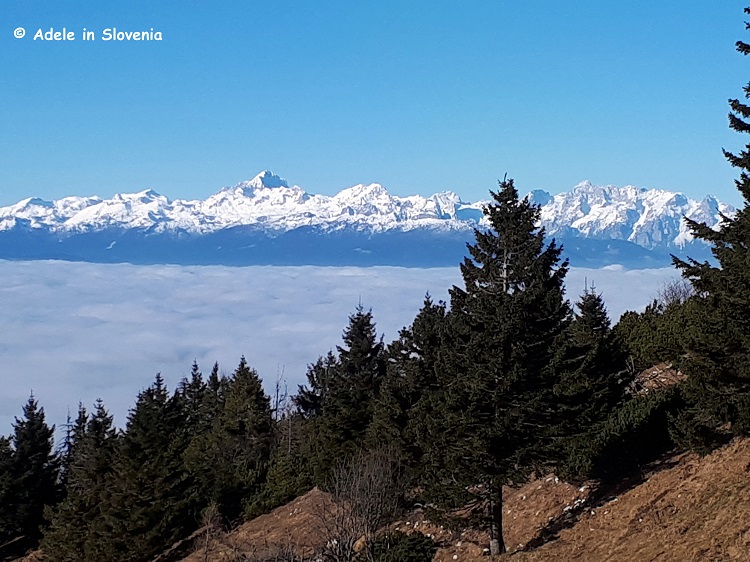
[0,171,735,268]
[0,171,482,235]
[530,181,734,250]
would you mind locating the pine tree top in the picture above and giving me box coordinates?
[453,177,568,304]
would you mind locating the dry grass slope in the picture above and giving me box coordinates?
[180,439,750,562]
[510,439,750,562]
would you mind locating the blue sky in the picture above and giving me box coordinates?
[1,1,748,206]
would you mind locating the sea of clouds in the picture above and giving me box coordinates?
[0,260,680,437]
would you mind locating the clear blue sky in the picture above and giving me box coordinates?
[1,1,748,206]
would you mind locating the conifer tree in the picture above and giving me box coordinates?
[43,401,119,562]
[411,178,570,555]
[247,411,312,517]
[249,369,314,516]
[334,305,386,442]
[294,352,339,485]
[0,436,15,547]
[295,352,338,419]
[0,396,60,550]
[297,306,386,484]
[176,360,208,435]
[186,357,273,522]
[549,288,631,479]
[368,296,447,464]
[102,375,196,561]
[57,405,88,491]
[614,297,692,372]
[672,9,750,451]
[201,361,228,430]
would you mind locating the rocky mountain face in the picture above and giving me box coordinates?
[530,180,733,250]
[0,172,733,268]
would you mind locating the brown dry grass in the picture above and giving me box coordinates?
[181,439,750,562]
[182,488,333,561]
[504,438,750,561]
[180,472,590,561]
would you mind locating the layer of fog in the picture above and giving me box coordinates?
[0,261,679,436]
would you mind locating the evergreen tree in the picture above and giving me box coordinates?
[201,361,228,431]
[43,401,119,562]
[549,289,632,480]
[614,298,691,372]
[185,357,273,522]
[295,352,338,420]
[297,306,386,484]
[0,396,60,550]
[590,387,683,482]
[335,305,386,442]
[672,9,750,451]
[368,296,447,465]
[411,178,570,555]
[57,405,88,491]
[176,360,208,435]
[250,372,313,517]
[0,436,15,548]
[246,412,312,517]
[102,375,196,561]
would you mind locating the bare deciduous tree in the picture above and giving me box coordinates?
[657,278,695,307]
[317,445,406,562]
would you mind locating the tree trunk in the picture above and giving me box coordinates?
[489,483,506,555]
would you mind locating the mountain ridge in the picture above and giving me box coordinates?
[0,171,734,268]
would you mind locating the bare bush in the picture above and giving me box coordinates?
[317,445,406,562]
[198,502,225,562]
[657,278,695,307]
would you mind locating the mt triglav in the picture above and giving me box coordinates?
[0,171,733,268]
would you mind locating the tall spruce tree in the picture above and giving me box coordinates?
[201,361,228,431]
[549,288,631,480]
[368,296,447,465]
[0,436,15,549]
[296,306,386,485]
[220,356,273,519]
[247,410,312,517]
[176,360,209,435]
[57,405,88,491]
[672,9,750,451]
[335,305,386,443]
[185,357,273,522]
[295,352,338,420]
[102,375,196,562]
[411,178,570,555]
[43,401,119,562]
[0,396,60,551]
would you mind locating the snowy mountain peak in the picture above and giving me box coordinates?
[526,189,553,207]
[112,189,165,203]
[241,170,289,190]
[14,197,54,211]
[334,182,390,202]
[572,180,595,191]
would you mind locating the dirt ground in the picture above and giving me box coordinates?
[181,439,750,562]
[507,439,750,562]
[182,488,334,561]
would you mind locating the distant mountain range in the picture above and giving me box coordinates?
[0,171,734,268]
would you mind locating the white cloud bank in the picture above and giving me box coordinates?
[0,260,679,436]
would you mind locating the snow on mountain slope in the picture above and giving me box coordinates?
[531,181,734,249]
[0,172,735,250]
[0,171,476,235]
